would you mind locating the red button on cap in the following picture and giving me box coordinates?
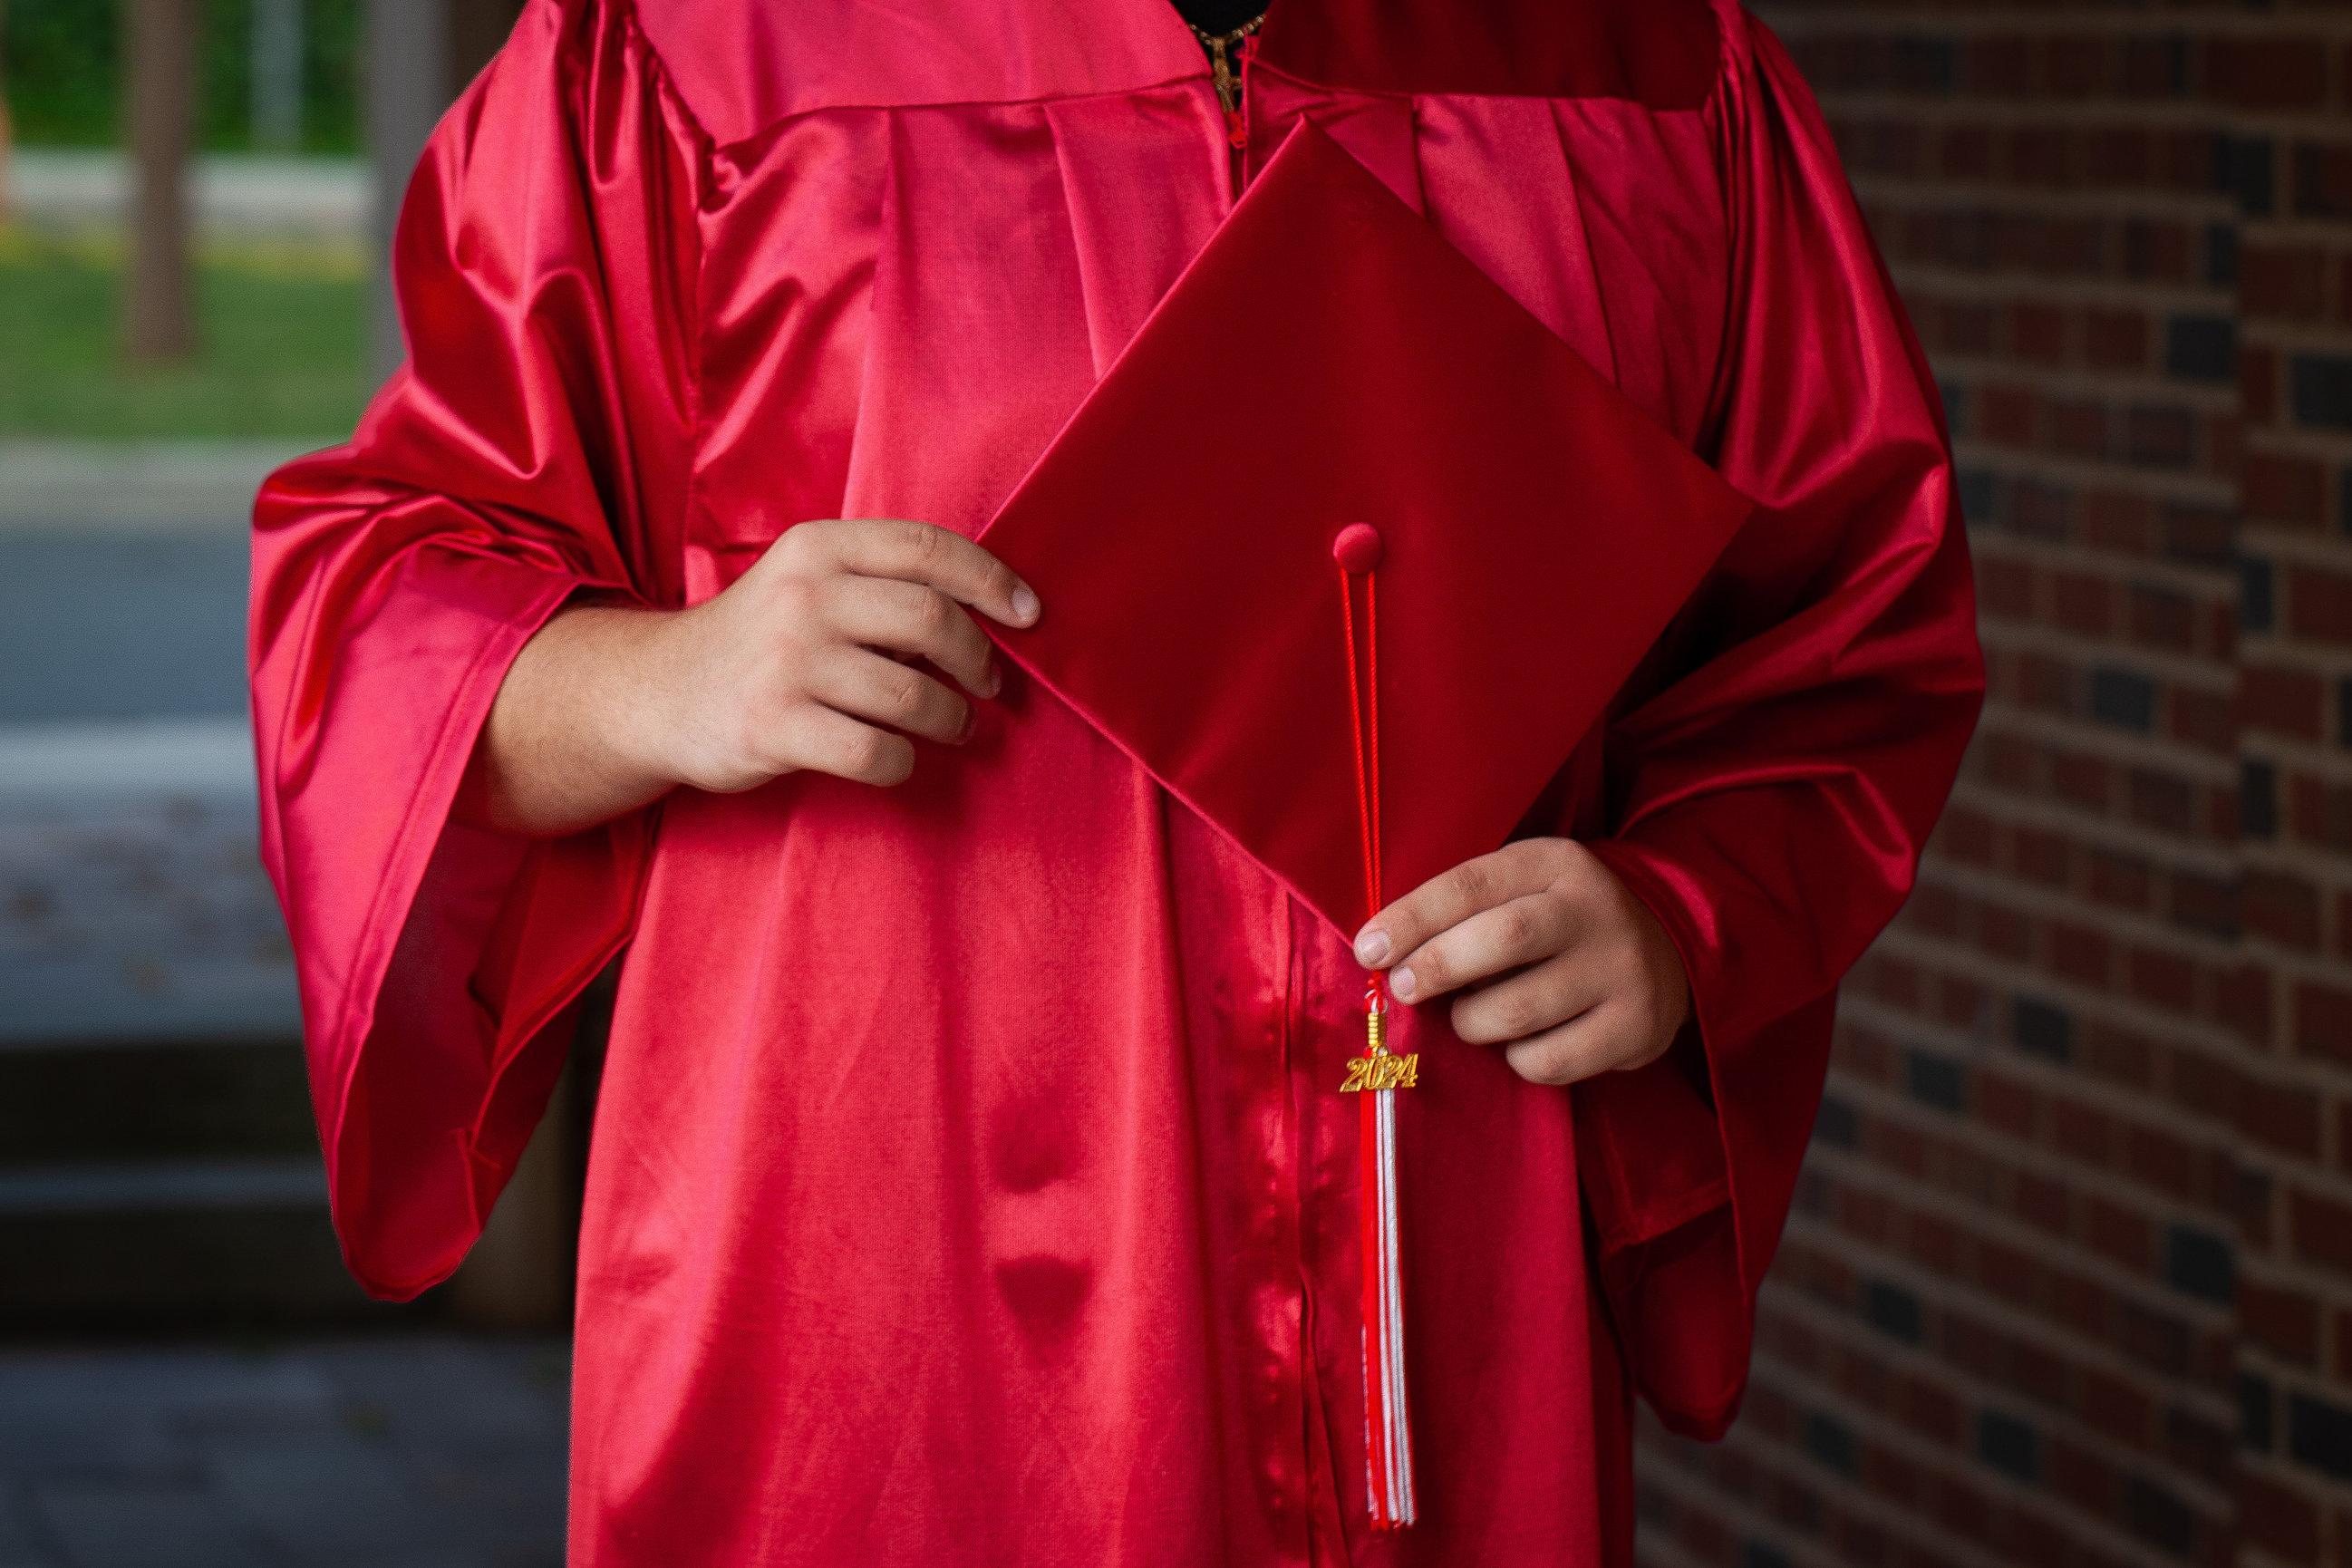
[1331,523,1384,574]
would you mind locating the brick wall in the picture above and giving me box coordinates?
[1636,8,2352,1567]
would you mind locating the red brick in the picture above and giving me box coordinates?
[2053,400,2108,460]
[1977,1069,2037,1139]
[1979,555,2033,620]
[2128,585,2194,652]
[2209,36,2330,111]
[2289,566,2352,644]
[2244,343,2280,425]
[2287,771,2341,849]
[2084,489,2154,555]
[1999,1505,2073,1568]
[2086,848,2152,910]
[2011,301,2069,366]
[2240,1472,2321,1564]
[2052,1270,2110,1338]
[2047,34,2105,96]
[2207,411,2241,485]
[1894,1372,1966,1447]
[1970,34,2032,95]
[2055,1097,2115,1164]
[2047,1437,2115,1515]
[2242,244,2328,319]
[2298,979,2352,1069]
[1979,901,2034,963]
[2238,1070,2325,1158]
[1976,1238,2037,1305]
[2215,962,2277,1045]
[2054,750,2110,809]
[1906,881,1962,937]
[2008,126,2075,188]
[2076,1366,2152,1445]
[2126,944,2199,1013]
[2157,129,2215,193]
[1979,384,2038,446]
[2244,664,2328,741]
[2127,767,2196,834]
[2082,308,2146,370]
[2086,1196,2154,1273]
[1940,121,1995,181]
[2167,686,2235,755]
[2246,452,2329,528]
[2168,870,2240,938]
[2083,128,2149,189]
[1938,805,1996,866]
[2014,1171,2073,1235]
[2248,870,2324,951]
[2124,37,2189,99]
[2296,140,2352,221]
[2242,1279,2322,1363]
[1936,974,1987,1032]
[1908,1209,1963,1276]
[2289,1187,2352,1278]
[2123,1124,2203,1205]
[1944,300,1997,355]
[2085,1021,2157,1090]
[2053,571,2111,635]
[2051,922,2113,986]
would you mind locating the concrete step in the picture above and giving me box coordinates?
[0,1159,419,1333]
[0,1038,315,1166]
[0,1040,413,1332]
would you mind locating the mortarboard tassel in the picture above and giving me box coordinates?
[1332,523,1417,1531]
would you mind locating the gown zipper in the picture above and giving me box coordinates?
[1189,13,1263,195]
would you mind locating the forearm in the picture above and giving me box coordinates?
[454,604,683,838]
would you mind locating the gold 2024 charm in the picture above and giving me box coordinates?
[1339,1001,1418,1092]
[1341,1052,1420,1092]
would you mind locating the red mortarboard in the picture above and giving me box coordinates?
[980,120,1754,939]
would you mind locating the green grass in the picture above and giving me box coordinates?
[0,227,367,440]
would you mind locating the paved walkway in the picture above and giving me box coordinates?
[6,152,366,242]
[0,1338,568,1567]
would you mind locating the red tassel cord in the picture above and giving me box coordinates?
[1334,528,1417,1530]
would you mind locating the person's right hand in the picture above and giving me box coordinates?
[642,518,1040,792]
[456,518,1039,837]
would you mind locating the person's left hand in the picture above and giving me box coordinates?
[1351,837,1692,1086]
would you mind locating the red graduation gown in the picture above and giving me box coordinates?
[247,1,1984,1563]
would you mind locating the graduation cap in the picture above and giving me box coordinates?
[979,118,1754,944]
[976,117,1755,1530]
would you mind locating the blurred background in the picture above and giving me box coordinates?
[3,4,2352,1567]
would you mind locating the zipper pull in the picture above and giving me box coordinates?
[1228,31,1256,150]
[1209,35,1239,118]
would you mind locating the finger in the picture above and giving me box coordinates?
[823,576,999,697]
[1447,948,1606,1046]
[810,518,1040,628]
[1386,891,1581,1005]
[1352,841,1569,971]
[769,704,915,788]
[1497,1002,1648,1088]
[806,646,973,746]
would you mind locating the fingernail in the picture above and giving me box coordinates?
[1011,585,1040,624]
[984,663,1002,697]
[1391,966,1416,1001]
[954,710,977,743]
[1354,928,1389,965]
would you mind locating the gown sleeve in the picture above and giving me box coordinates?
[247,0,702,1298]
[1567,5,1986,1437]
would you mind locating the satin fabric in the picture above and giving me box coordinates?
[247,2,1985,1563]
